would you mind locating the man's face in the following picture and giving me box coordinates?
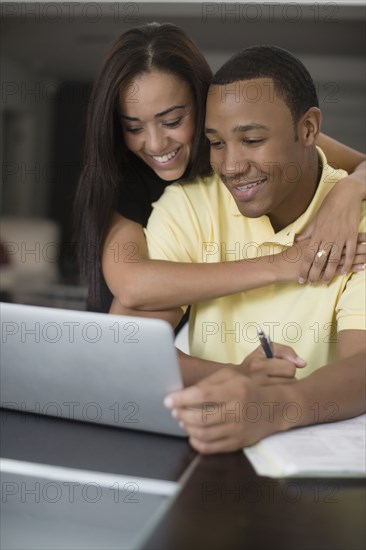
[205,78,308,227]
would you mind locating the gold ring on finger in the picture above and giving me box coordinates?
[316,248,328,259]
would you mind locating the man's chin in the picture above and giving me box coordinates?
[234,200,266,219]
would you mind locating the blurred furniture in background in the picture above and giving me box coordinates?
[0,216,87,309]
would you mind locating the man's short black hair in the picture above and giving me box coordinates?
[212,45,319,124]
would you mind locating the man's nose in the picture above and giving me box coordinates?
[221,148,250,179]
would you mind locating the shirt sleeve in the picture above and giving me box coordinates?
[144,183,203,263]
[336,208,366,332]
[336,271,366,332]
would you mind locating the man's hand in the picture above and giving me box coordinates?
[164,369,286,454]
[239,342,306,385]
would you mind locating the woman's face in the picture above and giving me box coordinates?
[119,70,195,181]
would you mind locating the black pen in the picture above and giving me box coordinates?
[257,328,273,358]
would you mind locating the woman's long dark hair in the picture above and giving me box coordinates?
[74,22,213,308]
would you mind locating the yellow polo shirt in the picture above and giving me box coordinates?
[145,148,365,378]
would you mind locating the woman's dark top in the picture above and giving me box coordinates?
[96,153,171,313]
[92,153,189,334]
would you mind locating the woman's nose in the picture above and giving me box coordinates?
[145,127,168,155]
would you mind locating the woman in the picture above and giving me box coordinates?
[74,22,365,318]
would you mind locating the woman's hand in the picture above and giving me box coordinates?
[296,172,366,284]
[272,238,365,285]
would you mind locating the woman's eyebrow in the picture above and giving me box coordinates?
[155,105,186,117]
[120,105,186,122]
[120,114,140,121]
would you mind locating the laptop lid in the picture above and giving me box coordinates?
[0,302,185,437]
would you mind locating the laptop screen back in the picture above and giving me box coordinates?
[0,302,185,437]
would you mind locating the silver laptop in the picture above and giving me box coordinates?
[0,302,185,437]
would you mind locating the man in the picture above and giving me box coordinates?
[144,46,365,453]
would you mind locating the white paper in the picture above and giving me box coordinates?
[244,414,366,478]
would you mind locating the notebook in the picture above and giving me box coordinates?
[244,413,366,477]
[0,302,185,437]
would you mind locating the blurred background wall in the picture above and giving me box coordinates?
[1,1,365,306]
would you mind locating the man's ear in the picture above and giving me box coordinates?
[299,107,322,145]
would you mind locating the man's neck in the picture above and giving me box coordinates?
[268,148,321,233]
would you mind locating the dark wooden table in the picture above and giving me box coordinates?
[143,452,366,550]
[1,409,365,550]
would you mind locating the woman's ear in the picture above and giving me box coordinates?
[299,107,322,146]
